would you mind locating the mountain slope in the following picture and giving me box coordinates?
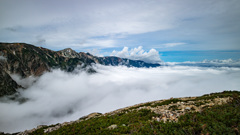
[0,69,20,96]
[0,43,87,96]
[0,42,161,97]
[13,91,240,135]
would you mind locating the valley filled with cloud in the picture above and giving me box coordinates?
[1,64,240,133]
[1,0,240,134]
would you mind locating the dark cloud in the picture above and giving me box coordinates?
[34,36,46,46]
[5,26,22,32]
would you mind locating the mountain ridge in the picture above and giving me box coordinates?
[0,42,160,97]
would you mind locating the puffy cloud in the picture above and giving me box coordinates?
[111,46,161,63]
[0,64,240,133]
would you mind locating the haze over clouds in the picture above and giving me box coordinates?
[1,64,240,133]
[163,43,186,48]
[167,59,240,68]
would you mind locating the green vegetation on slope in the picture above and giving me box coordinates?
[29,91,240,135]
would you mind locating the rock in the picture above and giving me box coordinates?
[79,112,102,121]
[37,125,46,129]
[62,122,69,126]
[0,69,21,96]
[88,112,102,118]
[108,124,118,130]
[162,117,167,123]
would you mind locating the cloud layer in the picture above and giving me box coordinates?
[0,0,240,51]
[111,46,161,63]
[163,42,186,48]
[167,59,240,68]
[0,64,240,133]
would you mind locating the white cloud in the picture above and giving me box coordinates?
[85,48,104,57]
[10,74,38,88]
[0,65,239,133]
[111,46,161,63]
[163,42,186,47]
[0,0,174,35]
[79,39,116,48]
[167,59,240,68]
[1,0,239,50]
[0,0,177,49]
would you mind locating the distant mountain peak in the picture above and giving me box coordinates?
[61,48,75,52]
[58,48,79,58]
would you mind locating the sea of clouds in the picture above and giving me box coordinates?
[0,64,240,133]
[166,59,240,68]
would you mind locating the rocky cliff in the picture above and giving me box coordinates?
[0,42,160,96]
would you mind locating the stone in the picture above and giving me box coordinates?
[108,124,118,130]
[62,122,69,126]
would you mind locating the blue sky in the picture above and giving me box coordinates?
[160,50,240,62]
[0,0,240,62]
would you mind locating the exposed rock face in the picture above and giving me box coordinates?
[0,43,51,77]
[103,96,232,123]
[57,48,80,58]
[149,97,231,123]
[0,69,20,96]
[0,42,161,97]
[0,43,86,96]
[0,56,21,96]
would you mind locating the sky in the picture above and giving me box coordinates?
[0,0,240,59]
[1,1,240,133]
[1,65,240,133]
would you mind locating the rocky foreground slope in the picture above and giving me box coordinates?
[7,91,239,135]
[0,43,160,96]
